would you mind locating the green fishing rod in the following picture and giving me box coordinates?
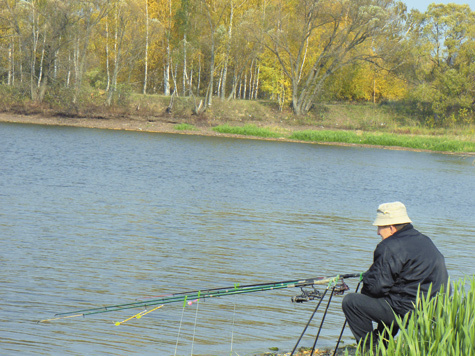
[39,273,361,323]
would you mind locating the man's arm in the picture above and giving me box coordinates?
[361,244,401,297]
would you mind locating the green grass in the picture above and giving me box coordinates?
[209,125,475,153]
[174,123,197,131]
[213,124,475,152]
[351,277,475,356]
[212,124,284,138]
[289,130,475,152]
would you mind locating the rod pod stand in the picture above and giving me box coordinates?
[290,287,335,355]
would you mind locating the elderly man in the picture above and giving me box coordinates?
[342,202,449,347]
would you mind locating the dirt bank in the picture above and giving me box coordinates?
[1,112,473,157]
[0,111,291,141]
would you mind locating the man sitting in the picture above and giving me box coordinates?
[342,201,449,348]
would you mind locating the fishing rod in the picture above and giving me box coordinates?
[39,273,361,323]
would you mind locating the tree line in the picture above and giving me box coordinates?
[0,0,474,124]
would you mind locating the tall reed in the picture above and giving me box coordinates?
[350,277,475,356]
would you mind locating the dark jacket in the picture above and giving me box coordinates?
[362,224,448,316]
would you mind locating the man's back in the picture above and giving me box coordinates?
[362,224,448,315]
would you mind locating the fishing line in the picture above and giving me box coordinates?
[190,292,201,356]
[229,298,237,356]
[114,305,164,326]
[174,296,188,356]
[38,313,84,323]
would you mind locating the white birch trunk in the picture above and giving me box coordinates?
[37,28,46,88]
[105,20,110,92]
[217,67,223,96]
[254,65,260,99]
[182,34,187,96]
[238,75,242,99]
[143,0,149,94]
[8,41,13,85]
[248,60,254,99]
[66,51,71,87]
[18,37,23,83]
[197,53,201,95]
[113,8,119,90]
[30,4,39,100]
[164,0,172,96]
[220,0,234,99]
[53,46,58,80]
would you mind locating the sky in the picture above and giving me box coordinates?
[404,0,473,11]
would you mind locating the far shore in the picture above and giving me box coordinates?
[1,112,474,157]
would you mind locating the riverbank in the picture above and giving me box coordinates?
[1,96,474,155]
[2,111,474,157]
[258,345,358,356]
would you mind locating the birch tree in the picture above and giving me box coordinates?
[197,0,229,109]
[106,0,144,104]
[1,0,85,102]
[70,0,110,103]
[254,0,407,115]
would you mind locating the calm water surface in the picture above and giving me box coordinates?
[1,123,474,355]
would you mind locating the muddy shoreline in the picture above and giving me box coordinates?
[1,112,473,156]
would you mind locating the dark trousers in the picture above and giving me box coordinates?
[342,293,400,345]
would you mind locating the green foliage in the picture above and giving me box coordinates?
[0,85,27,110]
[107,84,133,107]
[42,86,77,109]
[212,124,283,138]
[86,69,107,90]
[351,277,475,356]
[325,62,407,103]
[403,4,475,126]
[259,55,292,111]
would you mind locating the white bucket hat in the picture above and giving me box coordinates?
[373,201,412,226]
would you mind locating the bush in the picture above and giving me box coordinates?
[0,85,27,110]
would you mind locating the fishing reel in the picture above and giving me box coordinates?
[291,286,322,303]
[291,279,351,303]
[333,280,350,295]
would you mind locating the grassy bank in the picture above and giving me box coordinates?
[208,125,475,153]
[1,92,474,153]
[290,130,475,153]
[140,94,474,153]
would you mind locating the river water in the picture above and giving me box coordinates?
[1,123,474,356]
